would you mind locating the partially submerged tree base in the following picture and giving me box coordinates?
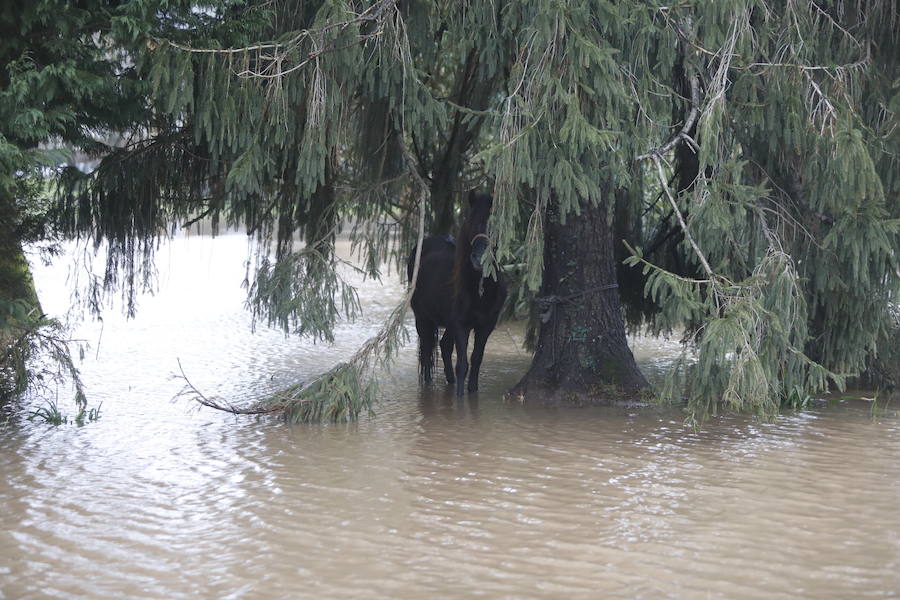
[506,381,651,408]
[508,200,649,406]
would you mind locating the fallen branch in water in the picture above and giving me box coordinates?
[175,358,285,415]
[181,125,430,423]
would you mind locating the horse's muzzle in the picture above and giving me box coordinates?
[470,236,489,271]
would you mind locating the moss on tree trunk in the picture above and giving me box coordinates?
[1,199,42,317]
[0,248,40,309]
[1,205,43,395]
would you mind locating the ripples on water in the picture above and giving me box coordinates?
[1,233,898,599]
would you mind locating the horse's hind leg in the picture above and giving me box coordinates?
[415,318,437,383]
[440,330,455,384]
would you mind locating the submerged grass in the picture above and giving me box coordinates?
[28,398,67,425]
[783,385,812,411]
[28,398,101,426]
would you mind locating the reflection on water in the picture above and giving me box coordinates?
[1,233,898,599]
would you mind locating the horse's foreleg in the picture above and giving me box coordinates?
[453,327,471,397]
[415,318,437,383]
[468,328,490,393]
[440,330,455,384]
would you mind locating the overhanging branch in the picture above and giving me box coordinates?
[635,73,700,162]
[155,0,399,81]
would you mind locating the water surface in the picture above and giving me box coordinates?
[2,233,898,599]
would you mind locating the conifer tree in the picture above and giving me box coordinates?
[0,0,151,400]
[4,0,896,422]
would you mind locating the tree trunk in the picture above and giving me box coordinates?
[0,198,43,396]
[426,47,498,236]
[429,173,459,236]
[510,198,648,404]
[0,199,41,312]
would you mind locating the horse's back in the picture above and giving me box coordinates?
[408,236,456,326]
[406,236,455,283]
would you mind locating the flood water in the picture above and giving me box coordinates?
[2,232,899,599]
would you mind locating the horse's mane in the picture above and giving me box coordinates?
[451,209,475,296]
[451,191,491,296]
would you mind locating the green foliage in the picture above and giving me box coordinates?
[3,0,895,422]
[257,291,411,423]
[486,0,637,290]
[785,386,812,411]
[246,248,362,341]
[27,398,102,426]
[614,0,899,419]
[28,399,68,426]
[0,0,158,402]
[1,298,88,411]
[279,364,376,424]
[855,304,900,392]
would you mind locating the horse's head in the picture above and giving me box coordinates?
[466,191,493,272]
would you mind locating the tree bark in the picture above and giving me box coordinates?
[510,198,648,405]
[0,198,41,312]
[426,46,498,236]
[0,197,43,396]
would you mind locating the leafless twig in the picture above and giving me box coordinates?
[158,0,398,82]
[636,74,701,161]
[649,155,715,282]
[159,1,395,56]
[175,358,284,415]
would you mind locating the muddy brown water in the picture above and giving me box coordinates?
[2,233,898,599]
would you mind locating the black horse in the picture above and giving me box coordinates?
[407,191,507,396]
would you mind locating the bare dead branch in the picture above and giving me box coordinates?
[158,0,396,56]
[397,137,429,302]
[175,358,284,415]
[649,154,715,282]
[636,74,701,161]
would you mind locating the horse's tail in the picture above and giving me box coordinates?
[418,326,439,382]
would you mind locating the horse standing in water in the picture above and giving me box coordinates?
[407,191,507,396]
